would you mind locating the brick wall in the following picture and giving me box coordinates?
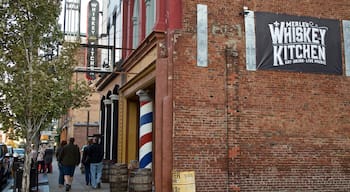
[66,47,101,151]
[73,125,99,149]
[172,0,350,191]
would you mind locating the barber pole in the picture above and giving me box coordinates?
[136,90,153,169]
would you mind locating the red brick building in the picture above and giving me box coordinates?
[96,0,350,191]
[58,47,100,150]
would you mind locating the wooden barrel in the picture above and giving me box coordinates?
[172,171,196,192]
[129,168,152,192]
[101,161,111,183]
[109,163,128,192]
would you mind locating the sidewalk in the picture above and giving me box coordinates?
[4,157,110,192]
[47,157,110,192]
[3,167,50,192]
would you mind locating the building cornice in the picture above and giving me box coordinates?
[95,31,165,92]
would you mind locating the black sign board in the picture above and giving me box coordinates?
[86,0,100,80]
[255,12,342,75]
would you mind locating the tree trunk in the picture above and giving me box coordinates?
[22,149,32,192]
[22,131,35,192]
[23,34,34,192]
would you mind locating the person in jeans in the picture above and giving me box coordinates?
[87,136,104,189]
[81,139,93,185]
[59,138,80,191]
[56,140,67,188]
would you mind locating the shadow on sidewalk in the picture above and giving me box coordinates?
[47,157,110,192]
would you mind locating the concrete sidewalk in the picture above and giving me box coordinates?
[47,157,110,192]
[3,169,50,192]
[4,157,110,192]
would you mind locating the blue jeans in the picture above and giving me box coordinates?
[90,162,103,188]
[58,163,64,185]
[84,164,91,185]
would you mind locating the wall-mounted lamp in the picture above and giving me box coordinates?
[240,6,250,16]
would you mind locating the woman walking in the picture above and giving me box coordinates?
[37,146,45,173]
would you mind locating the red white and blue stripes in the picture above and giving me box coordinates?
[137,90,153,169]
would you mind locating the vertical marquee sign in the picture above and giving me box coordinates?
[255,12,342,75]
[86,0,99,80]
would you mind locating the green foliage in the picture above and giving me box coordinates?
[0,1,91,190]
[0,1,91,139]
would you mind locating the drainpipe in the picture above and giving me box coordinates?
[225,47,240,192]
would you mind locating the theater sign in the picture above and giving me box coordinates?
[255,12,342,75]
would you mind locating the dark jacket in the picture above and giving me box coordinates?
[56,146,63,160]
[87,143,103,163]
[44,148,54,164]
[59,143,80,166]
[44,149,54,164]
[81,145,91,165]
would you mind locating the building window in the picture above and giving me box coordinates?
[132,0,140,49]
[145,0,155,35]
[343,20,350,76]
[244,10,256,71]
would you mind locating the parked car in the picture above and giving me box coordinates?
[6,146,13,156]
[13,148,25,160]
[6,146,14,177]
[0,144,10,186]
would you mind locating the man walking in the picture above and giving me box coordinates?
[81,139,93,185]
[56,140,67,188]
[59,137,80,191]
[87,136,104,189]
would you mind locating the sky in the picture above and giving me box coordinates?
[59,0,103,35]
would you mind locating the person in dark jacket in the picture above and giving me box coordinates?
[59,137,80,191]
[81,139,93,185]
[56,140,67,188]
[87,136,104,189]
[44,147,54,173]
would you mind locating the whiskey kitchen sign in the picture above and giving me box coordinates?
[86,0,100,80]
[255,12,342,75]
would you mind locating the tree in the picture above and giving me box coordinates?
[0,1,91,191]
